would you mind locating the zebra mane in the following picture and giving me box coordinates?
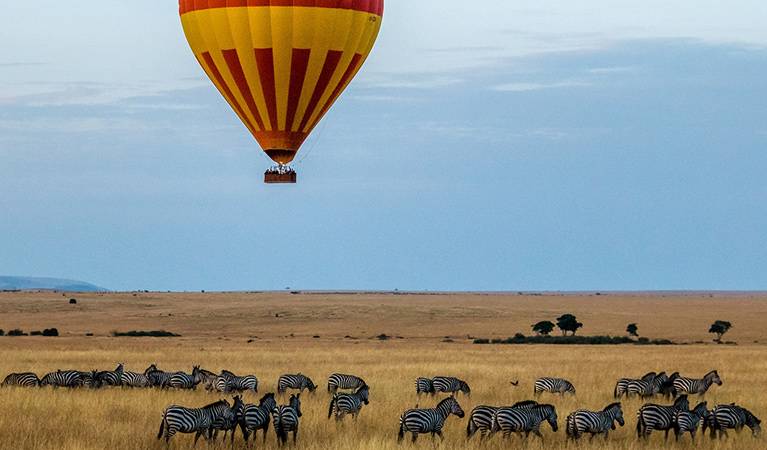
[673,394,689,406]
[436,396,457,408]
[511,400,538,408]
[602,402,621,412]
[259,392,275,404]
[704,370,719,380]
[202,399,230,410]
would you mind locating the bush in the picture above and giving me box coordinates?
[111,330,180,337]
[30,331,42,336]
[8,329,27,336]
[0,329,4,336]
[43,328,59,336]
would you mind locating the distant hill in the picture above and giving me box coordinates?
[0,276,108,292]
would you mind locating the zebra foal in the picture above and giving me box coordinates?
[328,384,369,420]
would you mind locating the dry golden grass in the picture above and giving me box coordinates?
[0,290,765,449]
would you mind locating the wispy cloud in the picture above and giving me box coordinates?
[493,80,591,92]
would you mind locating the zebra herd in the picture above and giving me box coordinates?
[2,366,762,444]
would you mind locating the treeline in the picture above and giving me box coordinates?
[0,328,58,336]
[474,335,675,345]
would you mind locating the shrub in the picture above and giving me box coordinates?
[111,330,180,337]
[0,329,4,336]
[42,328,59,336]
[8,329,27,336]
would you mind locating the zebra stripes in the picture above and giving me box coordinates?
[672,401,709,441]
[328,384,369,420]
[614,371,656,398]
[210,395,243,442]
[636,394,690,439]
[673,370,722,396]
[432,376,470,397]
[707,404,762,439]
[272,394,302,445]
[492,403,558,440]
[169,366,202,390]
[397,396,465,443]
[627,372,668,397]
[121,370,152,388]
[40,370,81,388]
[277,373,317,394]
[96,363,124,387]
[327,373,365,394]
[157,399,232,444]
[217,370,258,394]
[2,372,40,387]
[566,402,624,440]
[415,378,434,396]
[237,393,277,443]
[466,401,539,440]
[534,377,575,396]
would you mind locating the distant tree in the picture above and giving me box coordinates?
[556,314,583,336]
[626,323,638,337]
[532,320,555,336]
[709,320,732,343]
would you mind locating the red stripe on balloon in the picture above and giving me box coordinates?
[311,53,362,129]
[298,50,342,131]
[199,52,257,134]
[254,48,279,130]
[285,49,311,132]
[221,49,267,131]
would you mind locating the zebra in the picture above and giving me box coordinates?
[658,372,680,398]
[627,372,668,397]
[328,384,370,420]
[614,371,656,398]
[272,393,302,445]
[466,401,538,440]
[432,376,470,397]
[193,367,218,391]
[415,377,435,396]
[77,370,100,388]
[397,396,465,443]
[157,399,232,444]
[169,366,202,390]
[636,394,690,439]
[327,373,365,394]
[672,401,709,441]
[566,402,624,440]
[2,372,40,387]
[277,373,317,394]
[217,369,258,393]
[121,366,154,388]
[706,404,761,439]
[96,363,124,387]
[534,377,575,396]
[237,392,277,443]
[148,370,174,388]
[491,403,558,440]
[211,395,244,442]
[673,370,722,396]
[40,370,81,388]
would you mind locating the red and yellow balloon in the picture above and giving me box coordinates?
[179,0,384,174]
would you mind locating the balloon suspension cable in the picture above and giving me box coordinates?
[295,112,330,166]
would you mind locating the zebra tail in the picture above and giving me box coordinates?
[397,416,406,442]
[636,411,644,437]
[614,384,618,398]
[157,413,166,440]
[328,396,336,419]
[276,417,286,444]
[466,416,472,437]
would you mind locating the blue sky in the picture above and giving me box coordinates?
[1,1,766,291]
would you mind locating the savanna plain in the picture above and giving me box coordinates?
[0,290,765,450]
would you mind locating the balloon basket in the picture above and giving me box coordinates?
[264,166,296,184]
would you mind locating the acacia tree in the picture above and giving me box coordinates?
[626,323,638,338]
[556,314,583,336]
[532,320,555,336]
[709,320,732,343]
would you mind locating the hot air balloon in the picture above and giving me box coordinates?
[179,0,384,183]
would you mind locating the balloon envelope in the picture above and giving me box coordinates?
[179,0,384,165]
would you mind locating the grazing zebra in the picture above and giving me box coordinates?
[466,401,539,440]
[327,373,366,394]
[169,366,202,390]
[432,376,471,397]
[217,370,258,393]
[673,370,722,396]
[672,401,709,441]
[614,371,656,398]
[707,404,761,439]
[627,372,668,397]
[272,394,302,445]
[96,363,124,387]
[121,370,152,388]
[328,384,370,420]
[397,396,465,443]
[534,377,575,396]
[636,394,690,439]
[566,402,624,440]
[491,403,558,440]
[415,378,435,396]
[148,370,174,388]
[77,370,100,388]
[211,395,244,442]
[157,399,232,444]
[2,372,40,387]
[238,393,277,443]
[277,373,317,394]
[40,370,81,388]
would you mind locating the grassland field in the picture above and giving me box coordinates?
[0,290,765,450]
